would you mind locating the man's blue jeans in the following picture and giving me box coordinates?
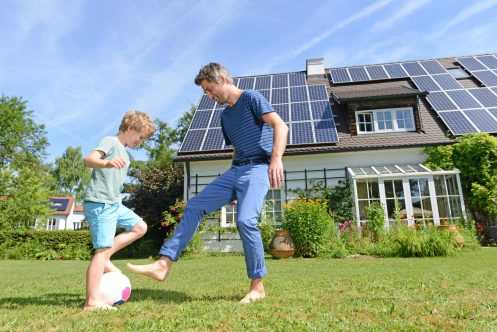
[159,162,270,279]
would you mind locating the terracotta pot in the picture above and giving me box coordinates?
[438,224,464,248]
[269,230,296,259]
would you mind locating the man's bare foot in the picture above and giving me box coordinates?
[83,302,117,311]
[240,290,266,304]
[126,259,170,281]
[104,261,121,273]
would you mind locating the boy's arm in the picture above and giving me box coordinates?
[84,150,126,169]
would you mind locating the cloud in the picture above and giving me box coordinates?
[255,0,395,73]
[370,0,431,32]
[427,0,497,40]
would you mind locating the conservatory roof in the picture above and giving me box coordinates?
[347,164,459,178]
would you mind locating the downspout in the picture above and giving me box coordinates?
[416,95,425,133]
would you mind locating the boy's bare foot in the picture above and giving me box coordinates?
[126,259,171,281]
[240,290,266,304]
[104,261,121,273]
[83,303,117,311]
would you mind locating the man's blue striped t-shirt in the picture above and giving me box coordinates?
[221,89,274,162]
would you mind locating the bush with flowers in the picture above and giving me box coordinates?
[282,198,334,258]
[161,199,202,256]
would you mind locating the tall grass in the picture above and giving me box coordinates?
[2,249,497,331]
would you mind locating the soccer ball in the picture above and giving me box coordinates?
[99,272,131,306]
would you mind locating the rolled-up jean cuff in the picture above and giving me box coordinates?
[159,248,178,262]
[248,266,267,279]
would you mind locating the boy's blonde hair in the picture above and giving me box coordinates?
[119,110,156,138]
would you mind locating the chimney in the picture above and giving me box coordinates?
[306,58,325,80]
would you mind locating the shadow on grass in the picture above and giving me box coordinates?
[132,288,240,303]
[0,289,240,309]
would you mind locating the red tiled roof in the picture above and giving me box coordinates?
[49,197,75,216]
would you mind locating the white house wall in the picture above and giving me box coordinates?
[187,147,427,195]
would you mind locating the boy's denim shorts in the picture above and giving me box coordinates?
[83,201,142,249]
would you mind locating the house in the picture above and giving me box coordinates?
[33,197,85,230]
[176,53,497,250]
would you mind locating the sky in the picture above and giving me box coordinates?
[1,0,497,162]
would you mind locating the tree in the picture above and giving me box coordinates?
[174,105,196,144]
[425,133,497,227]
[51,146,91,201]
[0,95,53,229]
[0,95,48,168]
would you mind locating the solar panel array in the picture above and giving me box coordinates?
[330,54,497,135]
[180,72,339,152]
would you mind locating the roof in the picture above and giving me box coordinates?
[49,197,75,216]
[176,52,497,162]
[331,81,426,103]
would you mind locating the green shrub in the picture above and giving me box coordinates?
[258,203,276,254]
[282,198,333,258]
[388,225,456,257]
[365,201,386,242]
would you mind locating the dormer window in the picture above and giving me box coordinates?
[356,107,415,134]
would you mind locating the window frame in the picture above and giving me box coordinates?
[355,107,415,134]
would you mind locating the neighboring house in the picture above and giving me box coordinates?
[176,53,497,250]
[32,197,85,231]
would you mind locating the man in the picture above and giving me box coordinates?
[127,63,288,303]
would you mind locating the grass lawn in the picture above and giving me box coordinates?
[1,248,497,331]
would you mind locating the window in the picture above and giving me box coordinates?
[356,179,379,221]
[409,178,433,227]
[46,218,58,230]
[356,107,415,134]
[384,179,406,227]
[434,175,463,220]
[264,189,283,224]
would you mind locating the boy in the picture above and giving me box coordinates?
[83,110,155,310]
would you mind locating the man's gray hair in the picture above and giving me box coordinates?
[194,63,234,86]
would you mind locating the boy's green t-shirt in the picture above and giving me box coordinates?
[84,136,133,204]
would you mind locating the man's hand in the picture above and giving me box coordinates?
[106,157,126,169]
[268,158,284,189]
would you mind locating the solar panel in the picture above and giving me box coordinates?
[291,103,311,121]
[290,86,308,102]
[198,95,215,110]
[210,110,222,127]
[259,89,270,101]
[402,62,427,76]
[291,122,314,144]
[314,120,338,143]
[431,74,462,90]
[419,60,446,74]
[273,74,289,88]
[349,67,369,81]
[330,68,351,83]
[215,102,226,109]
[488,108,497,118]
[202,128,225,151]
[238,77,255,90]
[438,111,476,135]
[51,198,69,211]
[308,84,328,100]
[271,88,288,104]
[384,63,408,78]
[467,88,497,108]
[273,104,289,122]
[463,109,497,133]
[311,101,333,120]
[457,57,487,71]
[411,75,440,92]
[472,70,497,87]
[426,92,457,111]
[289,72,306,86]
[366,65,389,80]
[180,130,205,152]
[190,110,212,129]
[476,55,497,69]
[493,87,497,95]
[446,90,481,109]
[255,76,271,90]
